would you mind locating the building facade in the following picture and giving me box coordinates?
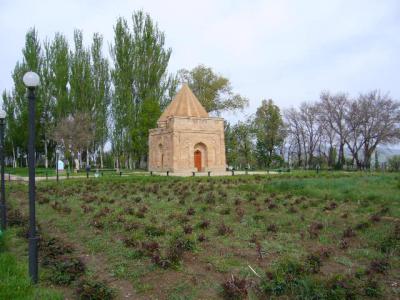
[148,84,226,173]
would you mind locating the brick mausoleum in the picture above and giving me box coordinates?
[148,84,226,173]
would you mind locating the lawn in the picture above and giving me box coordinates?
[5,167,147,178]
[3,171,400,299]
[0,230,63,300]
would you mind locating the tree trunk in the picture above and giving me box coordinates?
[99,146,104,169]
[44,139,48,169]
[12,145,16,168]
[79,151,83,168]
[338,142,345,169]
[86,147,89,166]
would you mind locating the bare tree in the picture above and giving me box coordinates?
[319,92,349,168]
[284,108,303,167]
[357,91,400,168]
[298,102,323,168]
[52,113,95,168]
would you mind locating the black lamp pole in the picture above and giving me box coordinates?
[0,116,6,230]
[27,87,38,284]
[56,150,59,182]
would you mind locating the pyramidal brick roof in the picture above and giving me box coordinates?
[158,84,208,122]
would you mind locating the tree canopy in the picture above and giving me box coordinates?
[178,65,248,115]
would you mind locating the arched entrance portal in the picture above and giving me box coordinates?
[193,142,207,172]
[194,150,202,171]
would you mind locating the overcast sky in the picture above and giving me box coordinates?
[1,0,399,122]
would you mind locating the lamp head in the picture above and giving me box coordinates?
[23,71,40,88]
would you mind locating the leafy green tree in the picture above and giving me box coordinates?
[9,28,43,166]
[110,17,133,168]
[374,150,379,170]
[254,99,285,168]
[178,65,248,115]
[110,10,175,169]
[388,155,400,171]
[232,120,255,169]
[91,33,110,168]
[328,146,337,168]
[224,122,238,168]
[49,33,70,120]
[70,30,93,165]
[1,91,18,167]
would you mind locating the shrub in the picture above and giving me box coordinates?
[315,246,331,259]
[222,275,247,299]
[364,279,382,297]
[122,237,138,248]
[186,207,195,216]
[124,222,141,231]
[205,192,216,204]
[323,202,337,211]
[305,254,322,273]
[217,223,233,236]
[355,222,370,230]
[369,214,381,223]
[39,237,74,264]
[198,220,210,229]
[81,205,94,214]
[75,278,114,300]
[220,208,231,215]
[153,236,195,268]
[388,155,400,171]
[90,218,104,230]
[260,259,304,296]
[308,222,323,239]
[123,207,135,215]
[197,233,207,242]
[144,225,165,237]
[267,224,278,233]
[50,257,85,285]
[342,227,356,238]
[368,259,389,274]
[141,241,160,257]
[339,239,349,250]
[183,225,193,234]
[7,208,28,227]
[235,207,245,220]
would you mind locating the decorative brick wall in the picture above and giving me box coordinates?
[149,116,226,172]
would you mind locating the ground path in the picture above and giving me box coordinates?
[5,170,278,181]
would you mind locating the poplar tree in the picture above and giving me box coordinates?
[91,33,110,168]
[111,10,176,169]
[50,33,70,120]
[70,29,93,165]
[110,17,134,168]
[10,28,43,166]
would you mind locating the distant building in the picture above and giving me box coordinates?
[148,84,226,173]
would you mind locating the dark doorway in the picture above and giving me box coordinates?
[194,150,202,171]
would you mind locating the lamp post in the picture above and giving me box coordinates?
[56,148,60,182]
[0,109,6,230]
[23,71,40,284]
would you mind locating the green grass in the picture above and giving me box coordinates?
[0,231,63,300]
[3,171,400,299]
[5,167,148,177]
